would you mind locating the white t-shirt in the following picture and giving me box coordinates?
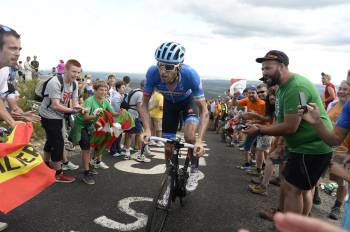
[39,75,79,119]
[0,67,9,94]
[128,89,143,119]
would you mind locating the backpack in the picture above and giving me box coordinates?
[120,89,142,110]
[3,82,17,99]
[34,74,76,108]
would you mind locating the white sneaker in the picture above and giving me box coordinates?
[186,171,199,192]
[143,145,152,156]
[62,161,79,170]
[149,140,157,146]
[156,141,164,147]
[65,142,75,151]
[95,161,109,169]
[89,159,96,169]
[124,151,131,160]
[157,184,170,207]
[0,222,8,231]
[112,152,122,157]
[135,153,151,163]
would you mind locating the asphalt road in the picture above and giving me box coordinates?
[1,131,342,232]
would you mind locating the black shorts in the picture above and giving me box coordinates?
[210,112,214,120]
[79,128,91,151]
[162,96,199,139]
[126,118,142,134]
[283,152,332,190]
[41,116,64,162]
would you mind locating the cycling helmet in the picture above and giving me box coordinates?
[154,42,185,64]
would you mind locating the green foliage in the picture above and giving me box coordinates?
[16,79,45,140]
[17,79,39,111]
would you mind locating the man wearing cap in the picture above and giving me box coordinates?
[232,85,265,169]
[321,72,336,109]
[244,50,333,217]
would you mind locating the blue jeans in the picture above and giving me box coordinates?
[342,183,350,229]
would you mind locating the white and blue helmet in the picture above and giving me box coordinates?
[154,42,185,64]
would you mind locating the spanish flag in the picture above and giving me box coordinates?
[0,123,55,213]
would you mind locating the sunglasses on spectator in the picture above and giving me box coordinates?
[257,91,266,94]
[0,25,13,32]
[157,62,180,71]
[77,78,85,82]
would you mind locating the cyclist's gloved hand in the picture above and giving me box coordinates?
[194,140,205,157]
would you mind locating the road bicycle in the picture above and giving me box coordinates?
[145,136,194,232]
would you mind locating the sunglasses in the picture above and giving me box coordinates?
[0,25,14,32]
[77,78,85,82]
[257,91,266,94]
[157,62,179,71]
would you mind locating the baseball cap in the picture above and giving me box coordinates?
[246,84,257,91]
[321,72,331,80]
[256,50,289,66]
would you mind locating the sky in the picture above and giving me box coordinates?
[2,0,350,84]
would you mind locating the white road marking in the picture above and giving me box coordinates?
[114,161,166,174]
[94,197,152,231]
[146,151,207,166]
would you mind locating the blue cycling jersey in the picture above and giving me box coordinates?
[144,64,205,103]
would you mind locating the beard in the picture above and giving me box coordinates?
[248,96,256,102]
[264,69,281,87]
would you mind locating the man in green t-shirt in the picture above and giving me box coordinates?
[244,50,333,217]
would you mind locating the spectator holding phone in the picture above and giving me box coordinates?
[231,85,265,169]
[244,50,333,217]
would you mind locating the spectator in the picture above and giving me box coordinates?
[232,85,266,170]
[107,74,117,99]
[49,67,56,76]
[245,50,333,217]
[56,59,65,75]
[123,75,132,94]
[84,74,97,100]
[321,72,336,109]
[110,80,125,157]
[17,61,24,81]
[149,90,164,146]
[327,81,350,220]
[76,75,86,104]
[0,25,22,128]
[24,56,33,81]
[209,100,216,130]
[122,80,150,162]
[69,80,119,185]
[245,83,274,177]
[39,59,84,183]
[0,23,24,232]
[31,55,39,78]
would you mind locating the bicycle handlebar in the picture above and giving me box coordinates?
[149,136,195,149]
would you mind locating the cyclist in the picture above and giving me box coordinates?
[141,42,209,192]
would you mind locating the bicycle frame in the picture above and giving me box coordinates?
[167,139,190,206]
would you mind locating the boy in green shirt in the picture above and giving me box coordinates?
[70,80,117,185]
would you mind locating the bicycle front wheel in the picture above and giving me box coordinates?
[145,173,172,232]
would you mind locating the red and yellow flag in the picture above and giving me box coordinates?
[0,123,55,213]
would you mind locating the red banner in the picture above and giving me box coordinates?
[0,123,55,213]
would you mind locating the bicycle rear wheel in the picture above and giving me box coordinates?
[145,173,172,232]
